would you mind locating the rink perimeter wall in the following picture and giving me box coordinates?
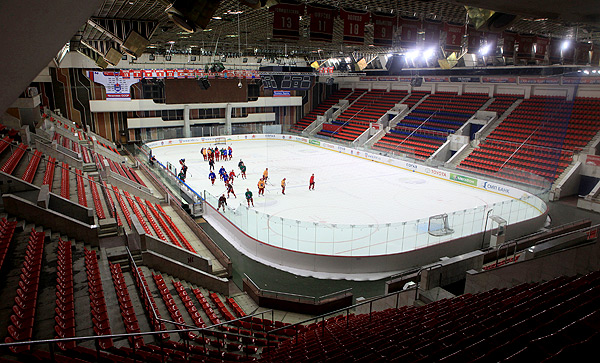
[146,134,548,276]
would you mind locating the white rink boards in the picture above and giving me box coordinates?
[149,136,545,258]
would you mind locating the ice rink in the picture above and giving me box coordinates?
[152,138,522,225]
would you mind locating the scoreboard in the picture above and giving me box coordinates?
[260,74,314,90]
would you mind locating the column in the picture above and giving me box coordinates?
[183,105,191,138]
[225,103,233,135]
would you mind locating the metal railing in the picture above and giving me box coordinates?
[263,286,415,349]
[244,273,352,304]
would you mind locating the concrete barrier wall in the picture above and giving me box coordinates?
[106,167,160,204]
[91,137,127,164]
[140,232,212,273]
[242,277,353,315]
[3,194,99,246]
[0,172,93,224]
[34,139,83,169]
[142,250,229,295]
[465,238,600,294]
[170,200,232,276]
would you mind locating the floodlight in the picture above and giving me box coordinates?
[480,44,491,55]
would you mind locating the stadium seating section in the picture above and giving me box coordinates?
[261,272,600,362]
[318,90,407,141]
[374,92,489,159]
[459,96,600,184]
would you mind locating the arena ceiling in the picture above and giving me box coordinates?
[79,0,599,59]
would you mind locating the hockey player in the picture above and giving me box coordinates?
[238,159,244,170]
[219,166,226,180]
[178,171,186,182]
[218,194,227,211]
[223,172,229,185]
[281,178,286,195]
[245,188,254,207]
[215,147,220,161]
[257,178,266,196]
[263,168,269,182]
[309,174,315,190]
[208,171,216,185]
[227,146,233,160]
[240,164,247,179]
[221,148,227,160]
[226,182,236,198]
[201,147,207,161]
[181,164,188,177]
[208,158,215,171]
[229,169,236,183]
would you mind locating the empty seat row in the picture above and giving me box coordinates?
[5,230,45,353]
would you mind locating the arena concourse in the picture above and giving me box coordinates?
[0,0,598,362]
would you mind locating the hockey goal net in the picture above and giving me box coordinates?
[428,213,454,237]
[214,137,227,145]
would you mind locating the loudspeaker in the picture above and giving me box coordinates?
[123,30,150,57]
[410,77,423,87]
[482,13,518,32]
[104,48,123,66]
[166,0,222,33]
[198,78,211,90]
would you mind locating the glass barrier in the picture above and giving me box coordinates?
[205,188,547,257]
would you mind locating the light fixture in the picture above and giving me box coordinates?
[406,49,420,60]
[423,48,436,60]
[561,40,571,50]
[479,44,491,55]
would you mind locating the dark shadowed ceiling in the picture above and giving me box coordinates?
[78,0,599,58]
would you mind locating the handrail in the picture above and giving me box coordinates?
[487,137,576,155]
[135,144,205,203]
[414,263,443,302]
[130,147,179,203]
[244,273,352,304]
[264,284,416,347]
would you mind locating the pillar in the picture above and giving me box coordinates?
[183,105,191,138]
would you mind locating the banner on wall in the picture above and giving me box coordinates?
[519,77,560,84]
[548,38,563,64]
[307,3,337,42]
[424,76,449,82]
[502,31,517,57]
[467,26,482,53]
[340,8,370,44]
[516,34,535,60]
[450,76,480,83]
[585,155,600,166]
[481,76,517,83]
[444,23,464,52]
[270,1,305,40]
[87,71,140,100]
[119,69,260,80]
[398,16,421,48]
[485,32,499,54]
[372,12,395,47]
[535,36,550,60]
[575,42,591,65]
[423,19,442,47]
[562,77,600,85]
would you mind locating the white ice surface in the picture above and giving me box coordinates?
[151,139,543,279]
[152,139,510,226]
